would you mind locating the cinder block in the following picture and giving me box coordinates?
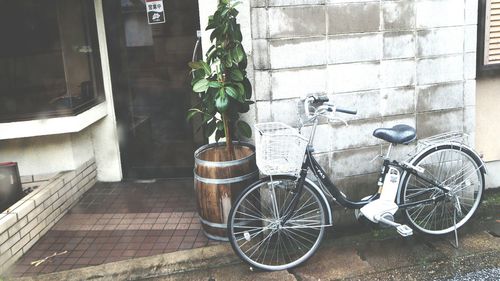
[330,119,382,150]
[254,71,271,101]
[269,37,327,69]
[381,141,418,162]
[60,170,77,186]
[380,59,416,88]
[251,8,267,39]
[0,250,11,271]
[464,80,476,106]
[42,193,57,209]
[29,220,46,240]
[22,232,39,254]
[38,205,53,222]
[416,0,464,28]
[383,31,415,59]
[328,33,382,64]
[301,124,333,153]
[4,246,23,272]
[382,1,415,30]
[416,55,463,85]
[250,0,267,7]
[464,105,475,144]
[269,0,325,6]
[30,189,51,208]
[269,6,326,38]
[43,178,64,194]
[26,204,44,223]
[10,233,30,257]
[465,0,479,25]
[381,87,416,116]
[0,232,19,255]
[0,230,8,247]
[382,114,417,130]
[417,82,464,112]
[7,217,27,238]
[256,101,272,122]
[252,39,270,70]
[330,90,381,121]
[19,218,38,238]
[82,165,95,178]
[464,25,477,53]
[417,27,464,57]
[334,173,379,201]
[416,109,464,138]
[312,153,330,176]
[70,173,84,188]
[331,145,383,178]
[464,52,477,80]
[328,3,380,34]
[11,200,35,221]
[0,214,17,234]
[270,99,301,126]
[327,0,376,3]
[327,62,380,93]
[272,67,327,99]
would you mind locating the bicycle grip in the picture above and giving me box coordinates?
[312,96,329,104]
[336,107,357,115]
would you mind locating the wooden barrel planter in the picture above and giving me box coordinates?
[194,142,259,241]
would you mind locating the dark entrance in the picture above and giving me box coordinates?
[103,0,204,179]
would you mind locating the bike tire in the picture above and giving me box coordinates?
[227,175,327,271]
[399,144,485,235]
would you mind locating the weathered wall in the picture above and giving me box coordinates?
[248,0,478,221]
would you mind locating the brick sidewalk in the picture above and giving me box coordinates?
[8,179,219,277]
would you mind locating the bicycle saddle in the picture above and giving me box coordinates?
[373,124,416,144]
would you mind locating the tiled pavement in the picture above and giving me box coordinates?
[9,179,219,277]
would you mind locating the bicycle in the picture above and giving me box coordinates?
[227,95,486,271]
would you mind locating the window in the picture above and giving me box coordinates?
[478,0,500,75]
[0,0,105,122]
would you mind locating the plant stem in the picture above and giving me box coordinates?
[222,113,235,160]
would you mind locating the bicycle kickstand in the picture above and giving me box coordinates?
[450,208,459,249]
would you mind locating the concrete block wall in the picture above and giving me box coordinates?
[0,159,97,273]
[249,0,478,220]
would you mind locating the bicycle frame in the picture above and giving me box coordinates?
[280,146,452,225]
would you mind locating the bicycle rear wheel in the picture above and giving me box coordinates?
[400,145,485,235]
[227,176,327,271]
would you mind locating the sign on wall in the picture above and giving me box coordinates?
[146,0,165,25]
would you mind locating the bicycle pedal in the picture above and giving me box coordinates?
[397,225,413,237]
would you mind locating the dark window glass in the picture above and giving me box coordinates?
[0,0,105,121]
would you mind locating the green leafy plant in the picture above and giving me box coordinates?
[188,0,253,159]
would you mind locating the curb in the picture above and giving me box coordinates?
[11,244,239,281]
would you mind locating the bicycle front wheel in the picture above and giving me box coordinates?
[400,145,485,235]
[227,176,327,271]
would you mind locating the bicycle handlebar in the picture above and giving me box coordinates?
[335,107,357,115]
[304,95,357,118]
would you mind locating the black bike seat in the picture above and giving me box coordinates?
[373,124,416,144]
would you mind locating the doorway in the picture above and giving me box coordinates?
[103,0,204,179]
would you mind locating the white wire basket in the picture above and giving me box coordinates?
[254,122,309,176]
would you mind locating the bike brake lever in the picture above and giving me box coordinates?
[328,116,348,127]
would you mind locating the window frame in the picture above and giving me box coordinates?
[478,0,500,76]
[0,0,106,123]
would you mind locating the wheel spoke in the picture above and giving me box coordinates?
[402,146,483,235]
[228,177,326,270]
